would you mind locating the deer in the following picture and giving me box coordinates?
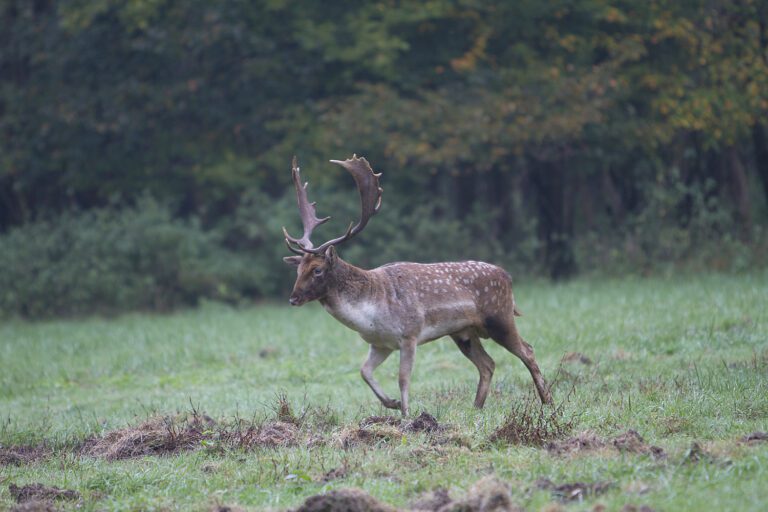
[282,155,552,416]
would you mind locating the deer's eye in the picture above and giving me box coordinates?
[313,268,323,276]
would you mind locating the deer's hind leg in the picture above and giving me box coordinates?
[486,315,552,404]
[451,333,495,408]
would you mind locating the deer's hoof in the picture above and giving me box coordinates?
[382,399,401,410]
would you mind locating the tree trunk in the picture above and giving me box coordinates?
[453,168,476,220]
[725,147,752,240]
[753,123,768,212]
[530,159,577,280]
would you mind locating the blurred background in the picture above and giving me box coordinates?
[1,0,767,318]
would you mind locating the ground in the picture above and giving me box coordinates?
[1,272,767,511]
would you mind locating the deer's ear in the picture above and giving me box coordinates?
[283,256,302,266]
[325,245,337,267]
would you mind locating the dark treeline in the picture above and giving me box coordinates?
[1,0,767,317]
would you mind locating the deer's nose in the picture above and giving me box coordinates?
[289,295,300,306]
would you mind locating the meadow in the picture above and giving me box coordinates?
[1,272,767,511]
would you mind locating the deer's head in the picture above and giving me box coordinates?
[282,155,382,306]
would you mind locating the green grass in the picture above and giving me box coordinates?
[1,272,767,511]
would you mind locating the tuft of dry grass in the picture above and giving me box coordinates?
[79,414,214,460]
[490,395,573,447]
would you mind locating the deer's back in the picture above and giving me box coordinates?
[375,260,516,342]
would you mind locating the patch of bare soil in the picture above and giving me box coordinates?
[620,505,656,512]
[9,483,80,504]
[210,504,246,512]
[405,412,440,433]
[545,430,605,455]
[337,413,445,449]
[409,488,453,511]
[359,415,402,428]
[740,431,768,444]
[336,423,403,449]
[80,406,308,460]
[546,430,665,459]
[562,352,593,365]
[235,421,299,449]
[535,478,614,502]
[449,476,522,512]
[683,441,725,465]
[292,488,397,512]
[258,346,279,359]
[319,465,348,483]
[612,430,666,458]
[0,446,49,467]
[10,500,59,512]
[296,475,522,512]
[80,414,214,460]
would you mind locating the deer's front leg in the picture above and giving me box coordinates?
[361,345,401,410]
[398,339,417,416]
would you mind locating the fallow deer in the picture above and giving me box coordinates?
[283,155,552,416]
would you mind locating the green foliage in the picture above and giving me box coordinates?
[575,171,768,274]
[1,0,767,315]
[0,197,265,318]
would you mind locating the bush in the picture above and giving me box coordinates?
[573,171,767,275]
[0,197,265,318]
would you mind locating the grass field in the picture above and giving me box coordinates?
[1,272,767,511]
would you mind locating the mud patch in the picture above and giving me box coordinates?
[740,431,768,444]
[359,415,402,428]
[292,488,397,512]
[405,412,440,433]
[535,478,614,502]
[10,501,59,512]
[319,465,348,483]
[337,412,445,449]
[236,421,298,449]
[409,488,453,511]
[411,476,522,511]
[450,476,522,512]
[210,504,246,512]
[336,423,403,449]
[612,430,665,458]
[620,504,656,512]
[80,408,309,460]
[545,430,605,455]
[683,441,725,466]
[297,476,522,512]
[546,429,664,458]
[258,346,279,359]
[9,483,80,504]
[80,414,214,460]
[0,446,49,467]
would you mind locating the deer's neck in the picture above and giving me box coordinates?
[321,258,374,308]
[320,258,388,336]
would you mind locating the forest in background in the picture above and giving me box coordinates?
[1,0,767,317]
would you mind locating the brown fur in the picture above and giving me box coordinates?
[284,155,550,415]
[286,249,552,415]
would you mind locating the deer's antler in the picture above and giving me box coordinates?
[282,156,330,252]
[283,155,382,254]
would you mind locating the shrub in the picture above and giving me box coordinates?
[0,197,264,318]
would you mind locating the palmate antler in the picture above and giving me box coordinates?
[283,154,382,255]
